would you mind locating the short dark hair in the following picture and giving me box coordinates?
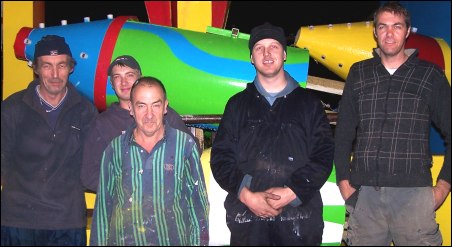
[373,1,411,28]
[130,76,167,103]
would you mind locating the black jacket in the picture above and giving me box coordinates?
[211,82,334,205]
[1,80,98,229]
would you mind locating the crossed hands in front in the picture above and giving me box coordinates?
[239,186,297,218]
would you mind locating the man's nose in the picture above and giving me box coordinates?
[120,77,128,85]
[51,67,59,78]
[386,27,395,36]
[146,108,154,118]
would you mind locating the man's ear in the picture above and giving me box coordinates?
[250,54,254,65]
[406,27,411,39]
[129,101,134,116]
[373,28,377,38]
[164,100,168,115]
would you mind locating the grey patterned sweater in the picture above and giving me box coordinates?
[335,49,451,187]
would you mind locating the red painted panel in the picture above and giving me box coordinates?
[145,1,171,26]
[212,1,229,28]
[94,16,137,111]
[14,27,33,60]
[406,33,445,70]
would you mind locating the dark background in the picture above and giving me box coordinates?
[44,1,381,109]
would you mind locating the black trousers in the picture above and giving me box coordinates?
[226,192,324,246]
[1,226,86,246]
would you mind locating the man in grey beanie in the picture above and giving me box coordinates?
[1,35,98,245]
[211,22,334,245]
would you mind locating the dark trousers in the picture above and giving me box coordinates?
[228,216,323,246]
[226,193,324,246]
[1,226,86,246]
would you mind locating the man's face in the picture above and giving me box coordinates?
[250,38,286,78]
[110,65,140,102]
[35,55,73,96]
[129,84,168,138]
[374,11,410,58]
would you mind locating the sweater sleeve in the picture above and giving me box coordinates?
[429,68,451,185]
[334,65,360,183]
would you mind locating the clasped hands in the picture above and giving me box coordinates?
[239,186,297,219]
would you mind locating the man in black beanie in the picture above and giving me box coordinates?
[248,22,287,55]
[1,35,97,245]
[211,22,333,245]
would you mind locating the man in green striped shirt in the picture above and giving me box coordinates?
[90,76,209,246]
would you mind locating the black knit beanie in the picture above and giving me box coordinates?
[249,22,287,54]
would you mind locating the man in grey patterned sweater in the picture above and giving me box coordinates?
[334,2,450,246]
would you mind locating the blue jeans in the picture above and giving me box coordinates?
[1,226,86,246]
[345,186,442,246]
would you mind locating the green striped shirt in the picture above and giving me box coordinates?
[90,125,209,246]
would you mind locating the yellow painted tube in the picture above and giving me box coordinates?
[295,21,375,80]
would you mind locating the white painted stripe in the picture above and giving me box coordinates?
[323,221,345,244]
[320,181,345,206]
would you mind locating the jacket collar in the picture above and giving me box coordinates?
[23,79,83,112]
[372,48,419,69]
